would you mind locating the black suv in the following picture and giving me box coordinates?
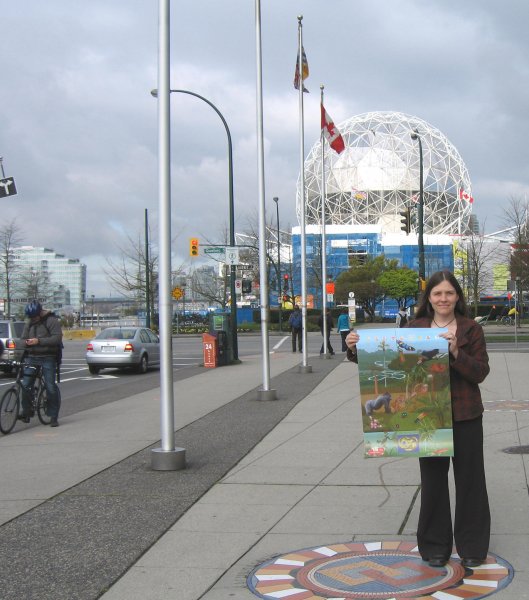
[0,320,25,374]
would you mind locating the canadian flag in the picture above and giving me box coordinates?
[321,103,345,154]
[459,188,474,204]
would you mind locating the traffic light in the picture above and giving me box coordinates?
[283,273,289,291]
[399,208,411,234]
[189,238,199,257]
[242,279,252,293]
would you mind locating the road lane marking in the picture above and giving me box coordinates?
[272,336,290,351]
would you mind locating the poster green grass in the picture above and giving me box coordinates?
[356,328,453,458]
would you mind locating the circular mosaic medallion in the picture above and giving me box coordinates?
[247,541,513,600]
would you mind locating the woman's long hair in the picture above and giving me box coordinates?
[414,270,469,319]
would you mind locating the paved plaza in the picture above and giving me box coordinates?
[0,336,527,599]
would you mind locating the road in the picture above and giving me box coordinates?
[0,333,332,433]
[2,330,525,434]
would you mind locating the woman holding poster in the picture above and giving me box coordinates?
[346,270,490,570]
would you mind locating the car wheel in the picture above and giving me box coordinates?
[136,355,148,374]
[88,365,100,375]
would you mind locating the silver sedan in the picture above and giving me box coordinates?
[85,327,160,375]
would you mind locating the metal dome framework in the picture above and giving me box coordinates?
[298,111,472,235]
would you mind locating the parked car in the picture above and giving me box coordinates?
[85,327,160,375]
[0,320,26,374]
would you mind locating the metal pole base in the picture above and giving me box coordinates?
[257,389,277,401]
[298,364,313,373]
[151,447,186,471]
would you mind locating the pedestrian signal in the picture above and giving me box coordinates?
[242,279,252,293]
[399,208,411,234]
[189,238,199,257]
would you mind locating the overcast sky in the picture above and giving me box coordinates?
[2,0,529,296]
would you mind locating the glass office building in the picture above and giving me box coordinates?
[4,246,87,313]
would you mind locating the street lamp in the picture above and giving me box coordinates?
[411,129,426,287]
[91,294,95,328]
[273,196,282,332]
[151,88,238,361]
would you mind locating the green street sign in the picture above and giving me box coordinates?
[204,247,225,255]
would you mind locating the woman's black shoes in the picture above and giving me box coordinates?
[428,556,448,567]
[461,557,483,568]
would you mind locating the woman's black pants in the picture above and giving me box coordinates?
[417,416,490,560]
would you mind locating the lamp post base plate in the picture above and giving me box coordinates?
[257,389,277,401]
[298,364,313,373]
[151,447,186,471]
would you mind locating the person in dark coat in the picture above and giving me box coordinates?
[288,306,303,353]
[317,310,334,355]
[345,270,490,570]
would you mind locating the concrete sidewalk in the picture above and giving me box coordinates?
[0,349,528,599]
[102,352,529,600]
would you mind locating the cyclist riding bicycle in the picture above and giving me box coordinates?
[18,300,63,427]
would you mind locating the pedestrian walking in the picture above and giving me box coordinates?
[288,305,303,353]
[396,307,408,328]
[345,270,491,569]
[336,308,350,352]
[318,310,334,355]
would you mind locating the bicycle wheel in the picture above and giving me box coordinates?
[37,388,52,425]
[0,388,20,434]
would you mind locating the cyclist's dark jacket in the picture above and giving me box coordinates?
[22,311,63,359]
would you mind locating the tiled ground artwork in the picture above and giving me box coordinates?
[247,541,513,600]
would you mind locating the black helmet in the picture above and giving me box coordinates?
[25,300,42,318]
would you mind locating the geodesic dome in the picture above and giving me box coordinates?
[297,111,473,235]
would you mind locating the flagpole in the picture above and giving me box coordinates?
[297,15,312,374]
[255,0,276,400]
[320,85,330,359]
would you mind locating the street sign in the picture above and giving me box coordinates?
[235,279,242,295]
[172,286,184,300]
[348,293,356,324]
[225,246,239,266]
[0,177,17,199]
[204,247,225,255]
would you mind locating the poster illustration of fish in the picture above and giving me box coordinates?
[356,328,453,458]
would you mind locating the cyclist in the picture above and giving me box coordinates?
[18,300,63,427]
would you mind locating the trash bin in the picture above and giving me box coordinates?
[202,333,217,368]
[209,312,233,366]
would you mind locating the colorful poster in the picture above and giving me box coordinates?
[356,328,453,458]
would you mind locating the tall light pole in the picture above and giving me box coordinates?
[273,196,282,332]
[150,88,238,361]
[411,129,426,286]
[150,0,185,472]
[145,208,151,329]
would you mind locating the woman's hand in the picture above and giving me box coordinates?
[345,330,360,350]
[439,331,458,358]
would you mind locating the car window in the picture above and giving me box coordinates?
[147,330,159,343]
[13,323,25,336]
[139,330,150,343]
[0,323,8,337]
[97,328,137,340]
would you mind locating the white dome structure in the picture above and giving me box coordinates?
[298,111,473,235]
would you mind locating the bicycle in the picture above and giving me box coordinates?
[496,315,514,326]
[0,360,54,434]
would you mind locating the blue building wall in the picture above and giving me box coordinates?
[288,230,454,314]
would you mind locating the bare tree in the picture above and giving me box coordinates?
[0,219,23,317]
[16,268,53,307]
[457,231,502,316]
[501,196,529,288]
[104,231,158,322]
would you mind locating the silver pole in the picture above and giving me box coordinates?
[151,0,185,470]
[298,16,312,373]
[0,157,5,178]
[320,85,329,358]
[255,0,276,399]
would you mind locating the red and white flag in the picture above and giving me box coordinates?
[321,103,345,154]
[459,188,474,204]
